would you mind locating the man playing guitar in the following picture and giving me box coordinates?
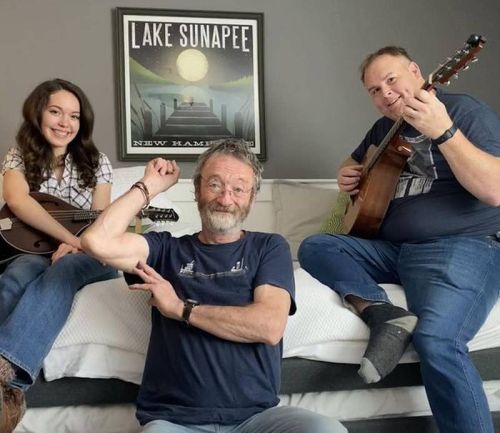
[299,42,500,433]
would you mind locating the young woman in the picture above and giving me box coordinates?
[0,79,117,432]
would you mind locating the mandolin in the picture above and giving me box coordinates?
[0,192,179,262]
[343,34,486,238]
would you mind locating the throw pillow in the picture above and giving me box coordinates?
[320,190,350,235]
[273,181,339,260]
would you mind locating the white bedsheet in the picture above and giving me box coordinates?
[43,267,500,383]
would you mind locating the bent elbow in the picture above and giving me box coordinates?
[482,192,500,208]
[262,321,287,346]
[490,195,500,208]
[80,231,104,259]
[265,334,283,347]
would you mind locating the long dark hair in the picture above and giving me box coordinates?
[15,78,100,191]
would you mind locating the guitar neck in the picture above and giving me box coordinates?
[364,117,407,173]
[0,192,179,259]
[47,209,102,223]
[363,69,449,174]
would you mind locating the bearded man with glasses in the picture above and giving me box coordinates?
[81,139,347,433]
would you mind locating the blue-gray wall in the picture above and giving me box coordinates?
[1,0,499,178]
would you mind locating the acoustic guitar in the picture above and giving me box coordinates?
[0,192,179,263]
[343,34,486,238]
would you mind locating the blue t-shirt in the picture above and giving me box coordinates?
[126,231,295,426]
[351,90,500,242]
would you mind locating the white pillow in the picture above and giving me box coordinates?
[273,182,338,260]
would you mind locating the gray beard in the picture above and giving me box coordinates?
[198,202,250,234]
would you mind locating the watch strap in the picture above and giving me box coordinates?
[182,299,199,325]
[433,124,458,145]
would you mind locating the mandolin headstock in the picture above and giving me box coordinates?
[140,206,180,223]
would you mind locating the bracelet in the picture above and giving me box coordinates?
[130,181,150,209]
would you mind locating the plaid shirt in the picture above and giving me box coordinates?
[2,147,113,210]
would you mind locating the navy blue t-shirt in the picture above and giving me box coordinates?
[125,231,295,426]
[351,90,500,242]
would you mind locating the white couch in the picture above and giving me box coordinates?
[13,167,500,433]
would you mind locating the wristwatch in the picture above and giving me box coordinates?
[433,124,458,146]
[182,298,199,326]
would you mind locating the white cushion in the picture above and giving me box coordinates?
[43,267,500,383]
[273,181,338,260]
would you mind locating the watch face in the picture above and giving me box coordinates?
[186,298,199,306]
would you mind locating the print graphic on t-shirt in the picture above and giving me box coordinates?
[180,260,195,275]
[179,258,248,279]
[394,135,438,199]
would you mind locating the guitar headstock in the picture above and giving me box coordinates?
[140,206,180,223]
[426,34,486,89]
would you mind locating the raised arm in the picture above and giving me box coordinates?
[402,89,500,206]
[81,158,180,273]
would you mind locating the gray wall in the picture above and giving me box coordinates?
[1,0,499,179]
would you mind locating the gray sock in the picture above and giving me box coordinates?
[358,304,418,384]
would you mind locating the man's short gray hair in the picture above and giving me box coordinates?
[192,139,263,195]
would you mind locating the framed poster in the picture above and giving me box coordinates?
[115,8,266,161]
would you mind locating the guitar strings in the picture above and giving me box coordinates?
[4,209,175,227]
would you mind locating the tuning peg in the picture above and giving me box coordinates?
[444,81,451,86]
[453,74,459,80]
[471,57,478,63]
[463,65,470,71]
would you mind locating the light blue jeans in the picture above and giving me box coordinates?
[0,253,117,390]
[141,406,347,433]
[298,234,500,433]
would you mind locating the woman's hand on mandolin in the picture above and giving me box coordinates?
[51,242,81,263]
[338,164,363,195]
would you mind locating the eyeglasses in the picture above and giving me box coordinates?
[202,177,253,198]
